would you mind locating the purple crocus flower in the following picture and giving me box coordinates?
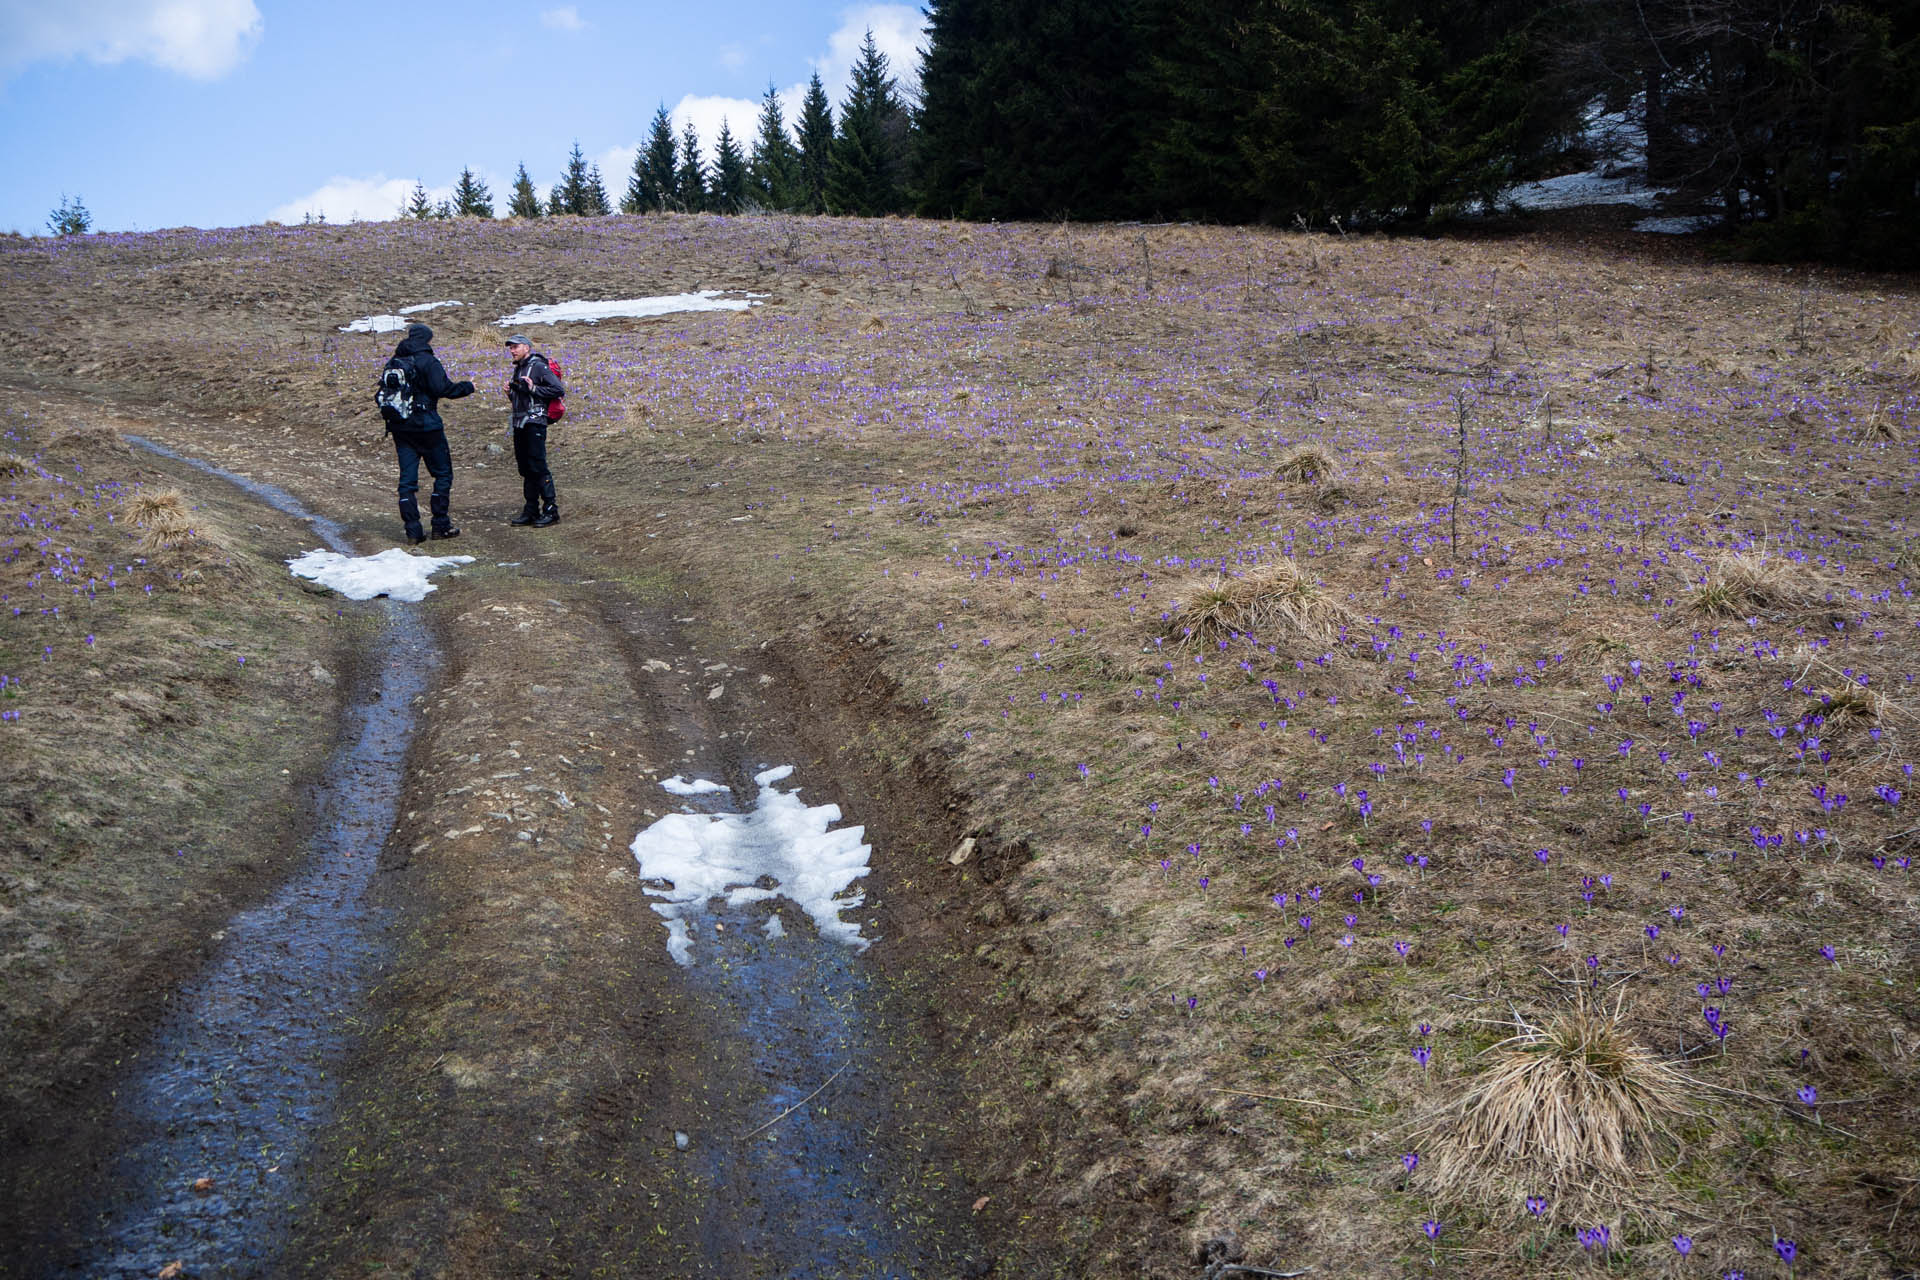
[1673,1234,1693,1256]
[1774,1238,1797,1265]
[1421,1219,1442,1242]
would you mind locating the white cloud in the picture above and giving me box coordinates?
[813,4,929,101]
[0,0,263,79]
[267,176,455,226]
[539,6,585,31]
[670,95,761,155]
[717,42,747,71]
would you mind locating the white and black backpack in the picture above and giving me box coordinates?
[375,355,419,427]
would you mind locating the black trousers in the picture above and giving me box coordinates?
[392,428,453,533]
[513,420,555,510]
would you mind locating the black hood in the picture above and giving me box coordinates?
[394,323,434,358]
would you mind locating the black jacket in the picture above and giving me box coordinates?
[392,324,473,432]
[507,352,565,426]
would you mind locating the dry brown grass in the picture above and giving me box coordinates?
[1169,558,1358,647]
[1275,443,1338,484]
[0,451,33,477]
[1858,405,1900,442]
[47,423,130,456]
[123,487,198,553]
[1417,997,1695,1216]
[1690,548,1819,617]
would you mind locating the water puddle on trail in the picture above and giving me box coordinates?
[64,440,438,1278]
[632,772,964,1277]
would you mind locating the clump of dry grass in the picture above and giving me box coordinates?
[124,487,197,553]
[1418,998,1694,1215]
[1816,686,1882,728]
[1169,558,1357,646]
[1275,444,1338,484]
[0,451,34,477]
[1690,548,1817,617]
[48,423,131,456]
[1857,406,1900,442]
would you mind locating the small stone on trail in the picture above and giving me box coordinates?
[486,442,504,454]
[191,1176,214,1194]
[948,836,977,866]
[308,665,335,684]
[642,658,671,673]
[674,1131,690,1150]
[707,685,725,700]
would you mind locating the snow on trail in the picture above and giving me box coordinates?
[287,548,473,601]
[630,765,872,966]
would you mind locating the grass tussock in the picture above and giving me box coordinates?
[48,423,131,456]
[0,451,34,477]
[1169,558,1358,646]
[1275,444,1338,484]
[1857,406,1900,442]
[124,488,198,553]
[1689,548,1817,617]
[1418,998,1694,1214]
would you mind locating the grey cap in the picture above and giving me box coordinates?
[505,334,533,347]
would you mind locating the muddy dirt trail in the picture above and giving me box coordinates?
[7,384,1022,1279]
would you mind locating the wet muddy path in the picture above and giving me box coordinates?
[41,441,437,1278]
[23,427,1003,1278]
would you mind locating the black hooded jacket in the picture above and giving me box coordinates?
[390,324,474,432]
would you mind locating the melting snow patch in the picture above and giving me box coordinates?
[497,291,765,327]
[287,548,474,602]
[339,301,465,333]
[662,775,729,796]
[1634,214,1719,235]
[630,764,871,966]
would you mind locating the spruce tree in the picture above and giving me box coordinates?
[636,105,678,212]
[557,142,593,215]
[433,199,454,219]
[675,120,707,212]
[584,163,612,215]
[826,30,910,215]
[508,163,543,217]
[711,120,750,212]
[453,167,495,217]
[795,72,835,213]
[46,194,91,236]
[748,84,802,210]
[405,181,434,219]
[547,184,567,217]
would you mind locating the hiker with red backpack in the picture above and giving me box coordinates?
[503,334,565,527]
[375,323,474,544]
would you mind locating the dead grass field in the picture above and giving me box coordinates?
[2,208,1916,1277]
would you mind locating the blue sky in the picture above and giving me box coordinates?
[0,1,930,234]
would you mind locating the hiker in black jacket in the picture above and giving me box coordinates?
[503,334,563,527]
[386,323,473,543]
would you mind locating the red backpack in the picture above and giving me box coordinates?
[539,355,567,422]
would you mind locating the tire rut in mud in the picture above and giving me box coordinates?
[285,563,1000,1278]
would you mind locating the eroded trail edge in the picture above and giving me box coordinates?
[59,442,436,1279]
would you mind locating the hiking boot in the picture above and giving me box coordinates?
[531,509,560,528]
[509,506,538,526]
[405,529,428,546]
[430,527,461,541]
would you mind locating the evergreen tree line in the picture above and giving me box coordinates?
[404,30,912,223]
[913,0,1920,263]
[386,5,1917,262]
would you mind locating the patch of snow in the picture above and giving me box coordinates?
[287,548,474,602]
[1500,95,1671,213]
[661,775,729,796]
[497,291,766,327]
[1506,171,1662,211]
[1634,214,1720,235]
[630,764,871,966]
[339,300,466,333]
